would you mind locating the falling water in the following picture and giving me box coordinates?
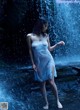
[39,0,80,66]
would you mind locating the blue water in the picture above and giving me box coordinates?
[0,65,80,110]
[39,0,80,65]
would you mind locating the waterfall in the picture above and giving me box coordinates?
[39,0,80,65]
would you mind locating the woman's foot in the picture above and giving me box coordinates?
[43,104,49,110]
[57,101,63,108]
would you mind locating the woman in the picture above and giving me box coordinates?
[27,18,65,109]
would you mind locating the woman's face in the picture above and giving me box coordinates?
[42,23,48,32]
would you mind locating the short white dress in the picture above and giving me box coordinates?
[31,35,57,82]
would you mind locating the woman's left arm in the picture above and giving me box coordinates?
[47,36,65,52]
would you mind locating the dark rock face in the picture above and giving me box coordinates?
[0,0,40,33]
[0,0,40,64]
[70,66,80,76]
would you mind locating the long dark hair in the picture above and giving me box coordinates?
[32,17,48,36]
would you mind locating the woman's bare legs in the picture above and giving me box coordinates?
[48,78,63,108]
[40,81,49,109]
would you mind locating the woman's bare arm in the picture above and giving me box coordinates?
[27,34,37,71]
[27,34,34,65]
[47,36,65,52]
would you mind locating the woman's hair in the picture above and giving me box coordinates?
[32,17,48,36]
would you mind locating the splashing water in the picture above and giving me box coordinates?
[39,0,80,65]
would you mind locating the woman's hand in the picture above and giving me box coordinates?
[57,41,65,46]
[32,64,37,72]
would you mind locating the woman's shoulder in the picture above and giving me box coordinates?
[26,33,34,40]
[27,33,37,42]
[46,33,49,36]
[27,33,32,37]
[44,33,49,39]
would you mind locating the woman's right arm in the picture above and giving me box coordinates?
[27,34,37,71]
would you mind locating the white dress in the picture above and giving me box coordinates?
[31,36,57,82]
